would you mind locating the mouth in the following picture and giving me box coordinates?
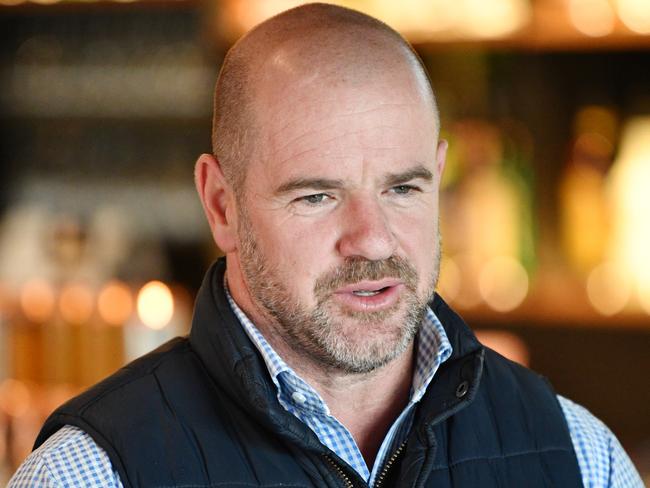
[332,279,404,312]
[351,288,389,297]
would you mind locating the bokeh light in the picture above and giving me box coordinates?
[0,379,31,418]
[454,0,532,38]
[137,281,174,330]
[608,118,650,297]
[365,0,460,34]
[59,283,94,324]
[616,0,650,34]
[586,262,631,315]
[437,256,461,302]
[219,0,530,42]
[98,280,133,326]
[478,256,529,312]
[20,279,55,323]
[568,0,615,37]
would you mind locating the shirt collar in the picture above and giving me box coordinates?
[224,282,453,412]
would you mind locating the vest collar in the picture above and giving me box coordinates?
[189,259,327,453]
[189,259,485,448]
[414,295,485,439]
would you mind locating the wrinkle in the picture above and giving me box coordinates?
[272,126,404,167]
[266,103,411,145]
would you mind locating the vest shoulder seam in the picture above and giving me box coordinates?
[75,338,192,415]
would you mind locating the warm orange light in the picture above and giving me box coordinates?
[559,162,610,273]
[616,0,650,34]
[372,0,459,35]
[478,256,528,312]
[59,283,94,324]
[226,0,300,34]
[137,281,174,330]
[574,105,618,143]
[437,256,461,302]
[586,262,631,315]
[0,281,9,316]
[461,0,531,38]
[451,254,484,309]
[219,0,530,43]
[608,118,650,300]
[475,330,530,366]
[98,281,133,326]
[569,0,615,37]
[639,281,650,315]
[20,279,55,323]
[0,379,31,417]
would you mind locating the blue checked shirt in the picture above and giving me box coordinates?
[10,291,644,487]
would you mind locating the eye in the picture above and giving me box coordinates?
[390,185,419,196]
[295,193,331,205]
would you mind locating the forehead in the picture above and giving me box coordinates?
[250,62,437,185]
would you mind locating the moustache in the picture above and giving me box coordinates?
[314,256,418,298]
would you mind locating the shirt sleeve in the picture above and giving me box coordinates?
[558,395,645,488]
[8,425,123,488]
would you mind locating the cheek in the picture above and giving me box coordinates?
[394,208,438,246]
[392,210,439,276]
[255,219,333,291]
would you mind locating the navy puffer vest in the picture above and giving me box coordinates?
[35,259,583,487]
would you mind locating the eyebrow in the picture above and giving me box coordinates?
[383,166,433,187]
[275,177,345,195]
[274,165,434,195]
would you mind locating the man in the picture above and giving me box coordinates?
[10,3,643,487]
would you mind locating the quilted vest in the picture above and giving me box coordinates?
[35,259,583,487]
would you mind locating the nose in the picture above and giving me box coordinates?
[336,195,398,261]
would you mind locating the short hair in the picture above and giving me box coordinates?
[211,3,437,195]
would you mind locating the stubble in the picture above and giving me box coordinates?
[237,207,440,374]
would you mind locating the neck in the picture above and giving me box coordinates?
[265,321,415,468]
[225,258,415,468]
[302,347,415,468]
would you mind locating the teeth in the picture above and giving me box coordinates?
[352,290,380,297]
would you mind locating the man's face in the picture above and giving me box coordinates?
[234,63,444,374]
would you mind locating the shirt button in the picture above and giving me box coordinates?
[291,391,307,405]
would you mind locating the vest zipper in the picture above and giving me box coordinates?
[373,440,407,488]
[324,455,355,488]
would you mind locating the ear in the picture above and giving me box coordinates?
[194,153,237,253]
[435,139,448,179]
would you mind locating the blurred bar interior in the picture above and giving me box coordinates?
[0,0,649,483]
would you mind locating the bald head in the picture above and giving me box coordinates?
[212,3,438,194]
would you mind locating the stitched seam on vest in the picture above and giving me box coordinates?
[152,369,213,484]
[76,340,191,414]
[430,446,577,470]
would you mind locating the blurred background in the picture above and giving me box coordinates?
[1,0,649,484]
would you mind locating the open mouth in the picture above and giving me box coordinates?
[333,280,404,312]
[351,287,390,297]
